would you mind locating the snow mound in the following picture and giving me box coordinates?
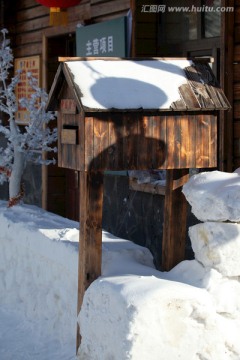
[78,259,240,360]
[189,222,240,276]
[182,169,240,222]
[0,202,79,357]
[1,192,240,359]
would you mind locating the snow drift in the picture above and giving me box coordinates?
[1,168,240,359]
[0,203,79,358]
[182,168,240,222]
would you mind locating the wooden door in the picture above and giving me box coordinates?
[46,33,80,221]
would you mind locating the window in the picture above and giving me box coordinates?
[157,0,221,64]
[203,0,221,38]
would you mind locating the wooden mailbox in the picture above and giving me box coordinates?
[47,57,230,350]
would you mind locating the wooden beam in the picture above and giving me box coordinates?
[130,0,136,57]
[172,173,190,190]
[58,56,213,62]
[76,170,104,354]
[162,169,189,271]
[129,177,166,195]
[219,0,234,171]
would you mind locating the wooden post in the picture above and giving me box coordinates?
[219,0,234,172]
[76,170,104,353]
[162,169,189,271]
[130,0,136,57]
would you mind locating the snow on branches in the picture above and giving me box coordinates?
[0,29,57,206]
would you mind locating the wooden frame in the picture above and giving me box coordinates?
[41,29,78,211]
[220,0,234,171]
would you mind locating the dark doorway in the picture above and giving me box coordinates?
[46,33,80,221]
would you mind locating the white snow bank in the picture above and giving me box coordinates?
[1,197,240,359]
[78,254,240,360]
[0,201,156,358]
[79,275,220,360]
[0,304,76,360]
[78,169,240,359]
[189,222,240,277]
[0,202,79,353]
[182,169,240,222]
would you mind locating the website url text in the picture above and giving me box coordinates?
[141,5,234,13]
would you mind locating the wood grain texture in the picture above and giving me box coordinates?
[162,169,189,271]
[57,109,217,171]
[61,129,77,145]
[77,170,104,350]
[180,116,191,169]
[184,65,215,109]
[178,83,200,110]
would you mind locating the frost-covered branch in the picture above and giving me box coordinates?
[0,28,57,206]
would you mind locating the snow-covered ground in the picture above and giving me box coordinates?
[1,169,240,359]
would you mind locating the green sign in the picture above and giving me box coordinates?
[76,16,127,57]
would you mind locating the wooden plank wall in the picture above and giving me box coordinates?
[4,0,130,58]
[234,0,240,169]
[57,110,217,172]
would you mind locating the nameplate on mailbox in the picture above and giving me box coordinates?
[61,129,77,145]
[61,99,77,114]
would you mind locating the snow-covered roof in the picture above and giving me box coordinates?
[65,59,191,110]
[47,58,230,112]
